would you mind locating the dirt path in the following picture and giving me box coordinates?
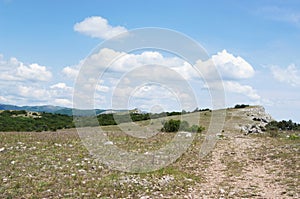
[188,111,299,199]
[189,134,293,198]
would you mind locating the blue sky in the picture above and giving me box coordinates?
[0,0,300,122]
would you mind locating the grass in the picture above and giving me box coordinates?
[0,107,299,198]
[0,127,205,198]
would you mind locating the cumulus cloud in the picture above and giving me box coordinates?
[0,54,77,106]
[18,85,51,99]
[66,48,260,109]
[211,49,254,79]
[63,48,196,83]
[16,84,74,107]
[74,16,128,39]
[62,66,80,79]
[223,81,261,101]
[203,80,260,101]
[271,64,300,87]
[195,49,255,81]
[50,83,72,90]
[0,55,52,82]
[69,48,254,84]
[17,63,52,81]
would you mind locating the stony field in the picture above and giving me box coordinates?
[0,107,299,198]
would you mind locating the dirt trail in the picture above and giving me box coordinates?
[188,110,299,199]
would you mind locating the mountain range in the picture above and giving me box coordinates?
[0,104,106,116]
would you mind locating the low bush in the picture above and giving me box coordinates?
[161,119,204,133]
[266,120,300,131]
[234,104,249,109]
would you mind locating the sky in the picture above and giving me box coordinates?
[0,0,300,122]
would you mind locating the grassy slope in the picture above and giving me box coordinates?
[0,107,299,198]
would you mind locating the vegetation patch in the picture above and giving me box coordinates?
[161,119,205,133]
[234,104,250,109]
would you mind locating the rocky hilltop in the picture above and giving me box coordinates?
[229,106,274,135]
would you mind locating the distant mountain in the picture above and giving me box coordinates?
[0,104,63,112]
[56,108,106,116]
[0,104,106,116]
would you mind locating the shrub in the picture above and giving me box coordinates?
[288,134,299,140]
[234,104,249,109]
[161,119,181,132]
[161,119,204,133]
[266,120,300,131]
[188,124,205,133]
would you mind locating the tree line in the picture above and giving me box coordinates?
[0,109,211,132]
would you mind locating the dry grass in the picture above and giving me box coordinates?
[0,107,299,198]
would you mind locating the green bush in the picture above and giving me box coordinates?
[161,119,181,132]
[288,134,299,140]
[266,120,300,131]
[161,119,204,133]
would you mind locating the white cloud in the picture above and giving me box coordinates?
[16,84,74,107]
[211,49,255,79]
[271,64,300,87]
[50,83,72,90]
[0,55,52,82]
[195,49,255,81]
[0,54,77,107]
[95,84,110,92]
[67,48,260,109]
[17,63,52,81]
[62,66,80,79]
[223,81,261,101]
[112,83,189,111]
[74,16,128,39]
[54,98,73,107]
[72,48,253,83]
[65,48,196,84]
[203,80,260,101]
[0,96,9,103]
[18,86,50,99]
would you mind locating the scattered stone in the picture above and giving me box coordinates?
[140,196,150,199]
[78,169,86,173]
[219,188,225,194]
[185,132,192,138]
[54,143,62,147]
[104,141,113,145]
[158,175,174,186]
[0,147,5,152]
[228,191,236,196]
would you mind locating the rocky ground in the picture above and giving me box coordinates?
[0,106,299,198]
[187,107,299,198]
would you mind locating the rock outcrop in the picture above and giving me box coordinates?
[236,106,274,135]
